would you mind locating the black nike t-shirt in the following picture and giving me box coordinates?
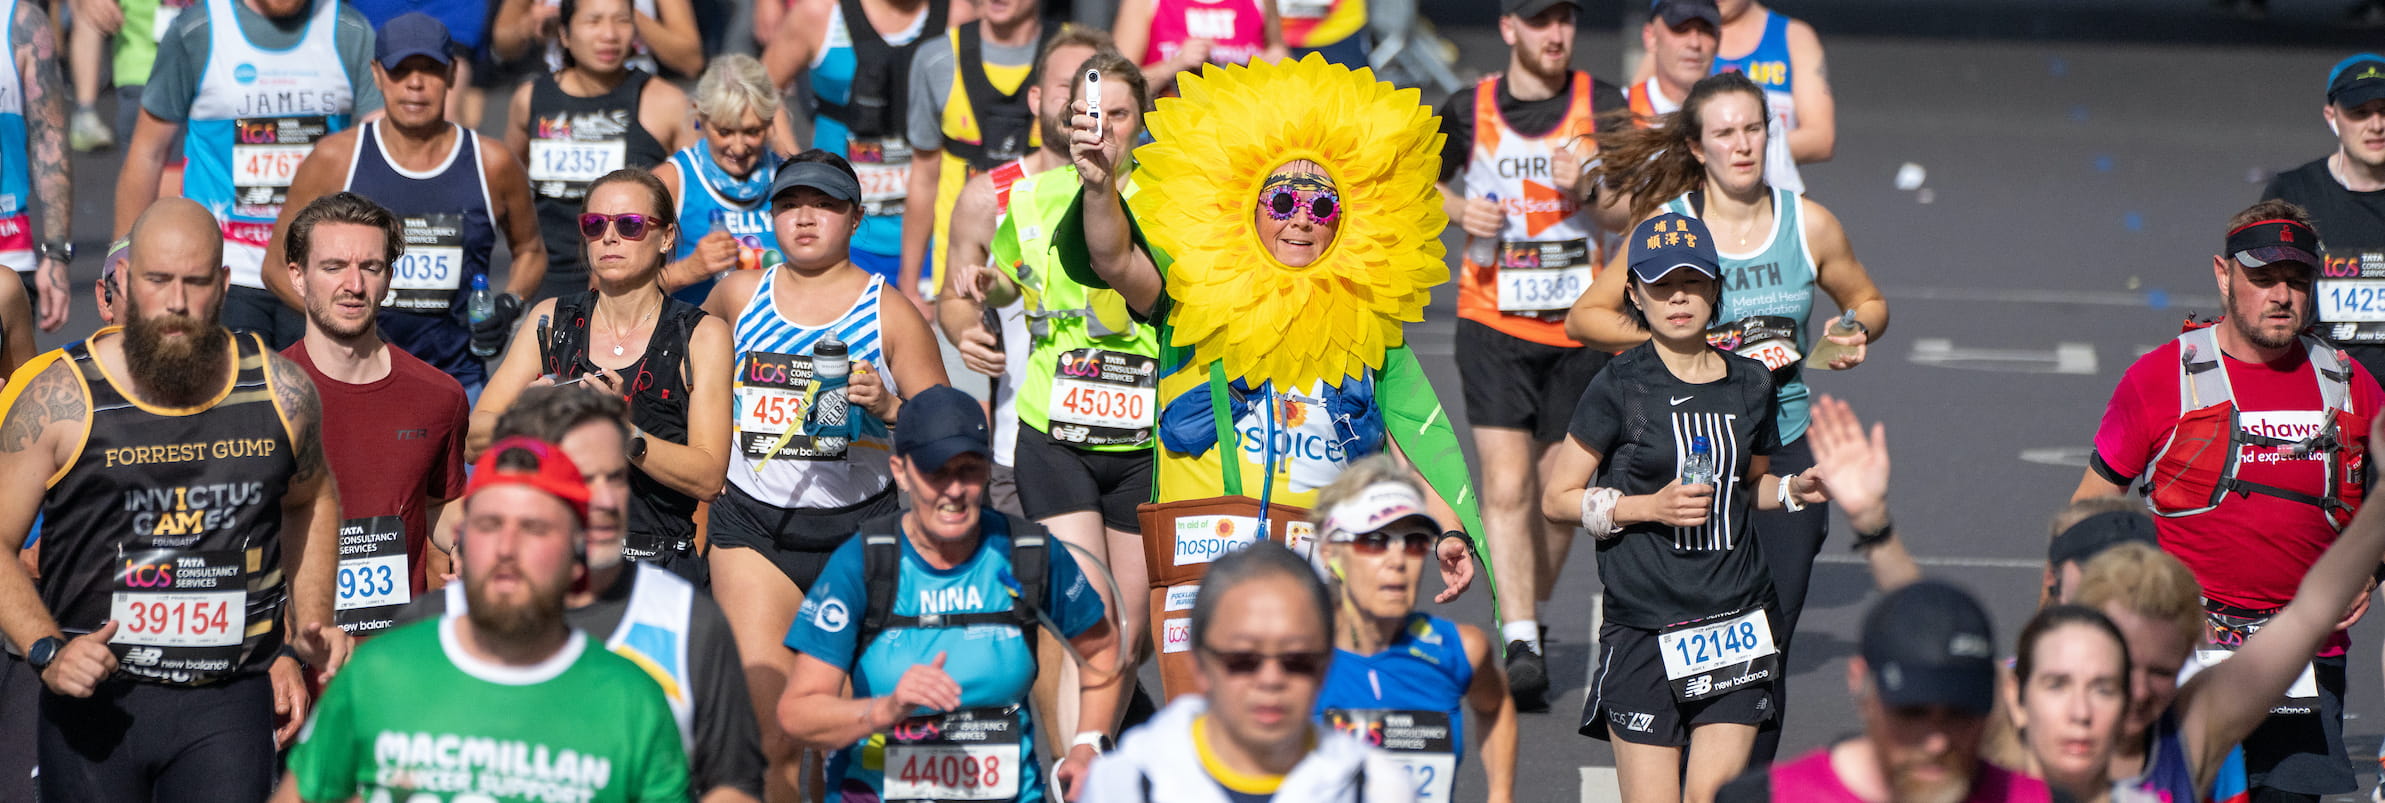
[1570,342,1780,630]
[1435,72,1627,184]
[2264,158,2385,253]
[2264,158,2385,378]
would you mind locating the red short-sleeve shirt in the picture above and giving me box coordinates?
[2092,337,2385,614]
[284,343,470,593]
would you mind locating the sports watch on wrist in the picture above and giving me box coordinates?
[1070,731,1113,754]
[27,636,64,671]
[38,241,71,264]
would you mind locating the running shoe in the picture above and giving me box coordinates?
[1506,640,1549,712]
[69,108,111,152]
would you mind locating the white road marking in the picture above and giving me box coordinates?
[2019,446,2094,467]
[1909,338,2099,375]
[1580,767,1622,803]
[1815,553,2043,569]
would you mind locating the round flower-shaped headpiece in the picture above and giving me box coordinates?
[1135,53,1449,388]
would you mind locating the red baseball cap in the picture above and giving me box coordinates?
[466,436,592,525]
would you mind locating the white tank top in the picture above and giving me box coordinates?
[727,268,900,508]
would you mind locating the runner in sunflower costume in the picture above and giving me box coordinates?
[1055,54,1489,697]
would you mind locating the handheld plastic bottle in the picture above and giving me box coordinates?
[466,275,499,358]
[808,338,853,454]
[1466,193,1502,266]
[1681,435,1717,488]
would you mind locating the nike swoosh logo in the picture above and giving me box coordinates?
[1670,396,1694,406]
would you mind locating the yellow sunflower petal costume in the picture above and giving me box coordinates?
[1136,54,1451,389]
[1054,54,1485,538]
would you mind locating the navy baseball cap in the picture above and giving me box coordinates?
[1861,581,1997,715]
[1651,0,1720,29]
[770,159,865,209]
[893,385,991,472]
[1627,212,1722,284]
[2328,54,2385,108]
[2047,510,2158,567]
[1502,0,1580,19]
[375,13,455,70]
[2226,216,2322,271]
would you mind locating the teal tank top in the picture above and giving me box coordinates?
[1664,186,1819,442]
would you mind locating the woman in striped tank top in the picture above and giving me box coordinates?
[1575,70,1891,765]
[699,149,949,799]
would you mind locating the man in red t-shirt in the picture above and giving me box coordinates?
[2076,199,2384,799]
[279,192,470,637]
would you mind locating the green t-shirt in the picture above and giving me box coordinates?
[111,0,169,85]
[288,617,691,803]
[993,166,1160,450]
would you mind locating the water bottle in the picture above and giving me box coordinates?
[466,274,499,358]
[1465,193,1502,266]
[808,338,853,455]
[1681,435,1717,488]
[1802,310,1865,371]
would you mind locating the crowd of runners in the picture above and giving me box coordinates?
[0,0,2382,799]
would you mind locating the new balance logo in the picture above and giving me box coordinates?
[1684,675,1712,697]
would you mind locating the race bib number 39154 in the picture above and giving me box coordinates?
[111,547,248,681]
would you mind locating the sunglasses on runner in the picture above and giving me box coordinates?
[579,213,658,241]
[1341,529,1435,557]
[1203,648,1331,677]
[1263,187,1340,225]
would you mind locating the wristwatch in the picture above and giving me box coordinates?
[1070,731,1114,754]
[629,432,649,461]
[1850,520,1896,552]
[26,636,63,672]
[38,241,71,265]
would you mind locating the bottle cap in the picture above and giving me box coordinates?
[815,338,848,359]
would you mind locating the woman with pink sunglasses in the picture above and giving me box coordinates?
[474,167,735,591]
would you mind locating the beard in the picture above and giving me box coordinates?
[122,302,231,409]
[2223,285,2307,350]
[1040,110,1071,162]
[303,289,378,341]
[1888,760,1973,803]
[464,563,571,643]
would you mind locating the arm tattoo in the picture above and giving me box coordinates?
[0,363,82,453]
[15,2,69,245]
[267,354,327,483]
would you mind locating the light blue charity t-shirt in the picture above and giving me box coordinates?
[786,512,1104,802]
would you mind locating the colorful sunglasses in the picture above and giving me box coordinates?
[1263,187,1340,224]
[579,213,657,241]
[1342,529,1435,557]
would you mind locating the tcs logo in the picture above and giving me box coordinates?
[122,560,174,588]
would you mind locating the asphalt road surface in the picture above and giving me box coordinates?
[32,3,2385,801]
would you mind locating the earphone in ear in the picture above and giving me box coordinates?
[2331,117,2342,136]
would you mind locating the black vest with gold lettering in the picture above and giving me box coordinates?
[39,330,297,684]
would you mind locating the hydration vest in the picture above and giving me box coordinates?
[855,512,1052,658]
[2141,324,2366,530]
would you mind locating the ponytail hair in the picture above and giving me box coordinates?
[1592,71,1769,221]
